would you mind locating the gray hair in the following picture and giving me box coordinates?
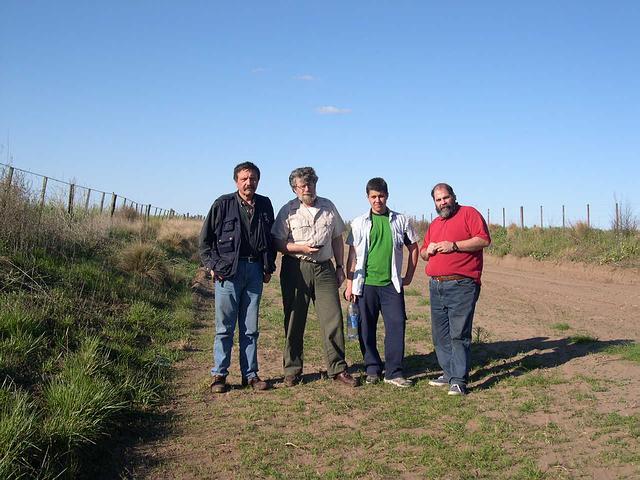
[288,167,318,188]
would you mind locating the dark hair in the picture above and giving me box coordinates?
[233,162,260,181]
[430,182,456,200]
[366,177,388,195]
[289,166,318,188]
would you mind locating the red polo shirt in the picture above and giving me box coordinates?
[421,205,490,284]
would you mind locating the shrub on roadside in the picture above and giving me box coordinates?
[117,242,170,285]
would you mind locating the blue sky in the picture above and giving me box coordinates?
[2,1,638,227]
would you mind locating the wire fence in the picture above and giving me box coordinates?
[412,202,637,232]
[0,162,200,219]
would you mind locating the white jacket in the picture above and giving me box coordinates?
[346,209,419,295]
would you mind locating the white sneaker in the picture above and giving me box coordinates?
[384,377,413,388]
[428,375,449,387]
[447,384,468,396]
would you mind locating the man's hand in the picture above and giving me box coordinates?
[420,242,438,260]
[263,273,272,284]
[212,270,225,282]
[335,266,345,288]
[402,275,414,286]
[434,241,456,253]
[301,244,321,255]
[344,281,355,302]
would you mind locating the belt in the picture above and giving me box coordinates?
[431,275,468,282]
[288,255,330,265]
[239,256,260,263]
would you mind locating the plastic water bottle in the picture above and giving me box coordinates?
[347,301,360,340]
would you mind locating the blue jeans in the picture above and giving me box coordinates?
[212,259,264,379]
[359,283,407,380]
[429,277,480,387]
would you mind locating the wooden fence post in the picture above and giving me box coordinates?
[84,188,91,210]
[587,204,590,228]
[99,192,105,213]
[1,166,14,210]
[562,205,565,229]
[5,166,14,188]
[40,176,48,207]
[540,205,543,228]
[615,202,620,230]
[67,184,75,215]
[110,193,117,217]
[502,207,505,228]
[520,206,524,229]
[487,209,490,225]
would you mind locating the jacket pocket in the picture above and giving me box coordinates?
[218,235,235,253]
[222,219,235,232]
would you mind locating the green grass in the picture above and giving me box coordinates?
[403,287,421,296]
[605,342,640,363]
[487,224,640,267]
[0,188,200,478]
[569,334,599,344]
[551,322,571,331]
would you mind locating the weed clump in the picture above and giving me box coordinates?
[117,242,171,285]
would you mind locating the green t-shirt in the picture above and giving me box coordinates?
[365,211,393,286]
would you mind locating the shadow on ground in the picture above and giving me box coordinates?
[405,337,632,391]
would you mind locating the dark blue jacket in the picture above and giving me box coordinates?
[199,192,276,279]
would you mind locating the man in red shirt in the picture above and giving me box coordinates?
[420,183,491,396]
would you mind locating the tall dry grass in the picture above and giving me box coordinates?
[0,172,202,478]
[488,223,640,267]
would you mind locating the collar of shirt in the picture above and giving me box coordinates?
[236,192,255,218]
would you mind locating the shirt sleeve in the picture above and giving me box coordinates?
[467,207,491,243]
[420,225,431,251]
[404,218,419,245]
[271,203,291,241]
[345,227,354,246]
[331,202,346,238]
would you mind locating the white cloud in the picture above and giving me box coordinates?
[294,74,315,81]
[251,67,268,74]
[315,105,352,115]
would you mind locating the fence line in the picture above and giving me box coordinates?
[413,201,635,232]
[0,162,200,220]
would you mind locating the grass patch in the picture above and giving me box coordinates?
[569,334,599,344]
[551,322,571,331]
[404,287,421,296]
[487,224,640,268]
[0,178,201,478]
[605,342,640,363]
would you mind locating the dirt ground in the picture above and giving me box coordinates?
[123,255,640,479]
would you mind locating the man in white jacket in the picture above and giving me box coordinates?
[344,177,419,387]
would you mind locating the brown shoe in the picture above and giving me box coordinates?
[333,371,359,387]
[242,376,269,391]
[210,375,228,393]
[284,374,301,387]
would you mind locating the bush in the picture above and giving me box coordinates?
[117,242,170,285]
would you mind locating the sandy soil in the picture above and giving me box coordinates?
[122,255,640,479]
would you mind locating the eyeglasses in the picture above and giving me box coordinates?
[294,183,314,191]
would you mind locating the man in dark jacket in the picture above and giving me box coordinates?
[199,162,276,393]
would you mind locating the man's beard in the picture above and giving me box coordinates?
[301,193,316,205]
[436,203,458,219]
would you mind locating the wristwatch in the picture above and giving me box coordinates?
[452,242,459,252]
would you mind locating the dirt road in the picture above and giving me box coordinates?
[124,256,640,479]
